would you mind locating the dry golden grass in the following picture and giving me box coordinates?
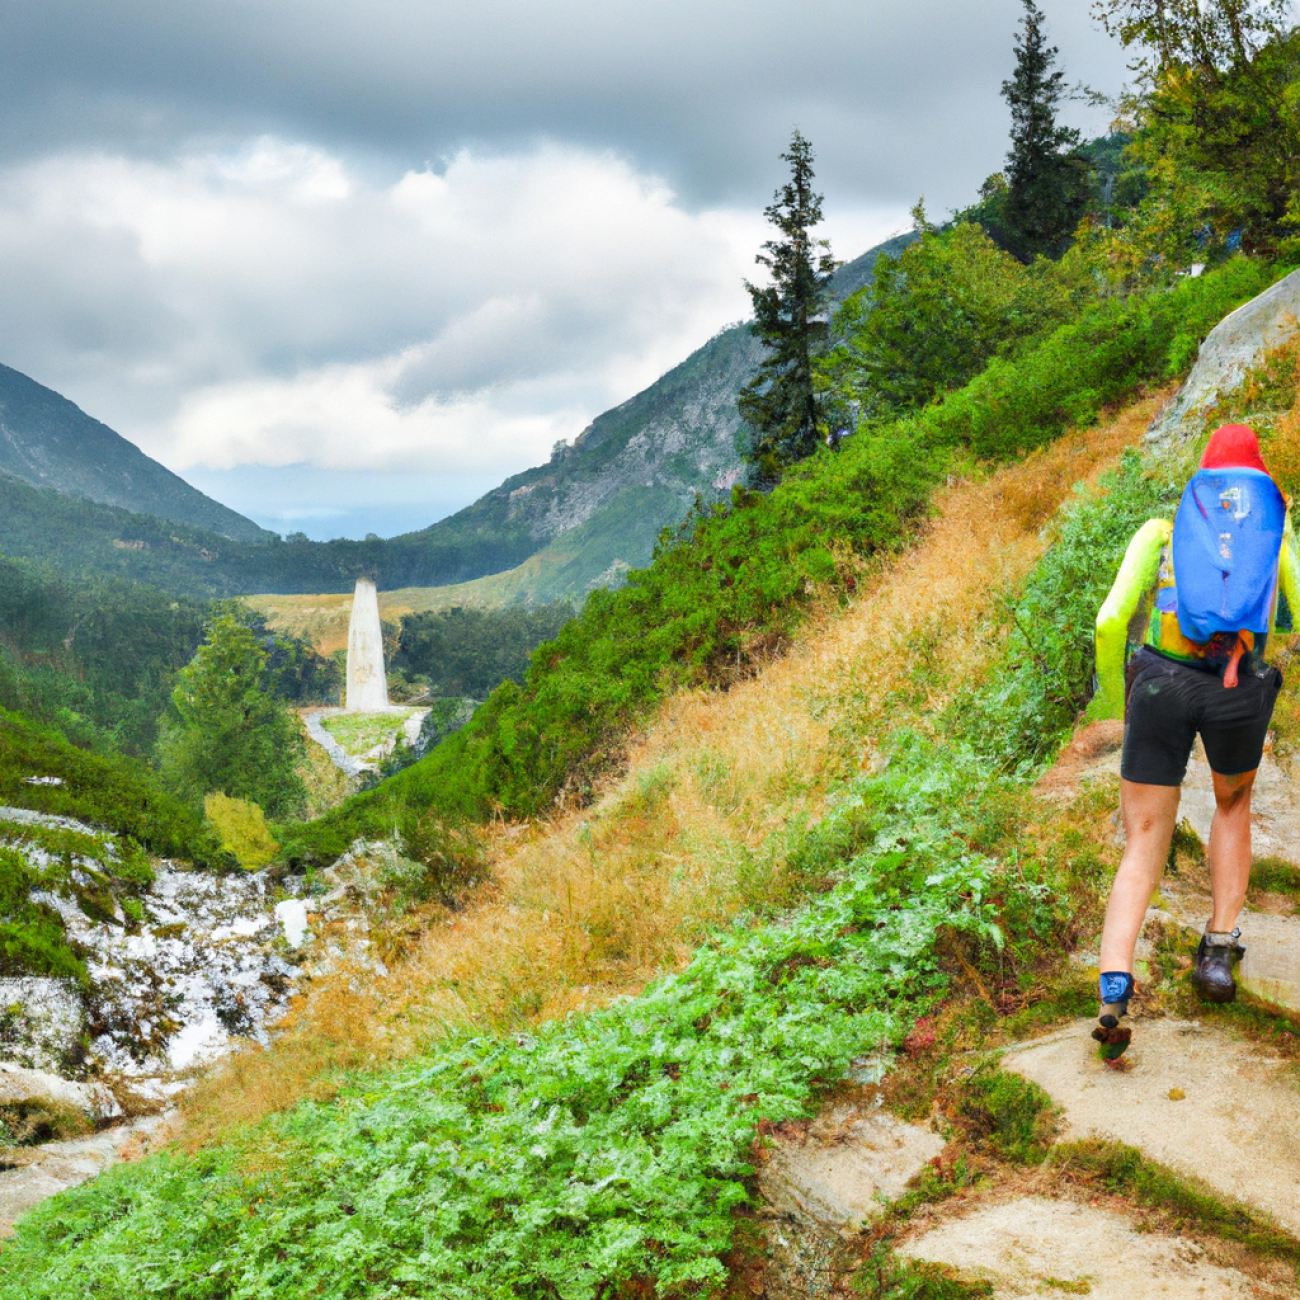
[178,391,1167,1146]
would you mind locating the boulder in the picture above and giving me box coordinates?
[1147,267,1300,448]
[755,1107,945,1299]
[0,1061,120,1124]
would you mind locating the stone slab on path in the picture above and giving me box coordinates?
[754,1106,946,1300]
[758,1109,946,1238]
[1238,910,1300,1013]
[900,1195,1267,1298]
[1003,1018,1300,1238]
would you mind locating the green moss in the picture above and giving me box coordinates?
[958,1065,1059,1163]
[1055,1139,1300,1263]
[1251,856,1300,900]
[204,793,278,870]
[319,710,416,756]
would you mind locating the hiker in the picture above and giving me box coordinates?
[1091,424,1300,1059]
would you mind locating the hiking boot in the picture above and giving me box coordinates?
[1091,971,1134,1061]
[1191,928,1245,1004]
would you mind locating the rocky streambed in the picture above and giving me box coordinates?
[0,805,400,1233]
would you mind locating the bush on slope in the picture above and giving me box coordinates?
[0,709,219,865]
[283,256,1279,869]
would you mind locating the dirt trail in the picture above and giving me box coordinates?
[0,1114,171,1236]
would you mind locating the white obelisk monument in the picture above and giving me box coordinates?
[345,577,389,712]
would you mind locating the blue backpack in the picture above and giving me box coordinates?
[1171,467,1285,645]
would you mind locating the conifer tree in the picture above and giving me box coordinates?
[1001,0,1089,261]
[156,612,306,819]
[739,131,837,482]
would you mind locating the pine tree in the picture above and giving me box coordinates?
[1001,0,1089,261]
[156,613,306,819]
[738,131,838,482]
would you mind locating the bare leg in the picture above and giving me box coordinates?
[1098,780,1181,975]
[1207,768,1256,932]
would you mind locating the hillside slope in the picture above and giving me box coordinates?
[0,364,269,542]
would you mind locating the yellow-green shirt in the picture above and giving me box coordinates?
[1092,514,1300,720]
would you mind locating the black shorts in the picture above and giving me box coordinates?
[1121,648,1283,786]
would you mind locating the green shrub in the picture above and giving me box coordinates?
[0,708,218,863]
[204,793,278,870]
[393,602,576,697]
[948,447,1180,770]
[822,219,1079,419]
[156,614,306,820]
[922,256,1278,459]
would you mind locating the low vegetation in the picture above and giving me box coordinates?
[0,708,217,865]
[0,814,154,986]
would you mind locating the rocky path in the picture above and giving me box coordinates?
[753,728,1300,1297]
[0,1114,171,1237]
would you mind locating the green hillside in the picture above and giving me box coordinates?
[0,364,270,543]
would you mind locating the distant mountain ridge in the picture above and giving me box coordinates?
[0,231,914,601]
[0,364,270,542]
[372,229,916,602]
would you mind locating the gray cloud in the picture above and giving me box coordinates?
[0,1,1127,211]
[0,1,1134,537]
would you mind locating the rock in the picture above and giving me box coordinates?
[0,978,84,1074]
[899,1195,1261,1298]
[759,1109,945,1236]
[755,1107,945,1299]
[1146,267,1300,448]
[1178,745,1300,868]
[0,1113,171,1236]
[274,898,311,947]
[1003,1019,1300,1238]
[1236,910,1300,1016]
[0,1063,120,1123]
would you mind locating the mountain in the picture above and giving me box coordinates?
[0,231,914,601]
[0,364,270,542]
[346,228,918,604]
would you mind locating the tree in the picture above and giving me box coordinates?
[999,0,1090,261]
[1092,0,1300,253]
[1092,0,1288,75]
[156,613,306,819]
[738,131,838,482]
[817,210,1078,419]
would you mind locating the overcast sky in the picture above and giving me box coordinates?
[0,0,1131,538]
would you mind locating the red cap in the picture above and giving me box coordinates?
[1201,424,1271,476]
